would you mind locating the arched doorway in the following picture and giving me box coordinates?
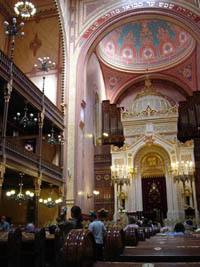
[141,153,167,221]
[142,177,167,221]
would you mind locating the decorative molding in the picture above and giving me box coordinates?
[178,140,194,147]
[135,144,170,167]
[153,124,177,133]
[122,105,178,119]
[29,33,42,57]
[178,63,192,82]
[124,127,145,135]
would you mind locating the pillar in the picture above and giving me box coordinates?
[0,163,5,201]
[34,177,41,227]
[193,138,200,212]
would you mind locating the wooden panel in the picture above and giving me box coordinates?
[178,91,200,142]
[102,100,124,146]
[142,177,168,220]
[94,146,114,219]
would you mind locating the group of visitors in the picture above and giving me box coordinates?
[2,208,198,262]
[123,216,161,232]
[122,216,198,236]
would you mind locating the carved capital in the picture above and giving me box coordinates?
[59,185,64,197]
[0,177,4,187]
[38,112,44,127]
[6,76,13,97]
[34,178,42,196]
[0,163,5,182]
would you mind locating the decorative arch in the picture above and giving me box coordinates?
[134,144,170,171]
[141,152,165,178]
[54,0,67,112]
[110,73,193,104]
[76,4,200,106]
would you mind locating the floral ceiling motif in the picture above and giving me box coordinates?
[97,20,195,73]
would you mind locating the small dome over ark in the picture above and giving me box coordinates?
[132,78,172,114]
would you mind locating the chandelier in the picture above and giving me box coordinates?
[13,101,38,128]
[34,57,56,93]
[39,185,62,208]
[111,165,136,187]
[6,173,34,204]
[34,57,56,73]
[47,127,63,145]
[14,1,36,19]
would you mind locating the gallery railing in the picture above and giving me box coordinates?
[0,50,64,130]
[0,140,63,182]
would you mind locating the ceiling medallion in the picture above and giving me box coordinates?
[14,1,36,19]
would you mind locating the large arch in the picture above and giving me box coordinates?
[111,74,192,104]
[76,2,200,129]
[57,1,200,209]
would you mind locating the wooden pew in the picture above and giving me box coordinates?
[123,228,138,246]
[21,228,45,267]
[0,228,22,267]
[142,227,151,239]
[104,227,124,261]
[45,232,56,267]
[137,228,145,241]
[63,229,95,267]
[121,233,200,263]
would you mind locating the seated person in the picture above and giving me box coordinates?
[49,224,57,234]
[167,222,185,235]
[124,216,139,231]
[184,219,193,233]
[25,223,36,233]
[0,216,10,232]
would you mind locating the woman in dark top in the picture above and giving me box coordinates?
[57,205,83,233]
[70,205,83,229]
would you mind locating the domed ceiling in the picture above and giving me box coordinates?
[97,19,195,73]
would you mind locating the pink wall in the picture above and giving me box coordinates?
[196,44,200,91]
[75,53,106,213]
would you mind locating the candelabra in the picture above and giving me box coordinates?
[4,17,24,74]
[14,1,36,19]
[39,185,62,208]
[171,161,194,182]
[13,101,38,128]
[1,17,25,170]
[111,165,136,187]
[47,126,63,145]
[171,160,195,209]
[6,173,34,204]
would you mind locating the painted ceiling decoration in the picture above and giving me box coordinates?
[97,19,195,73]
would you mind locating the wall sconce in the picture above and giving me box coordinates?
[67,168,71,178]
[87,190,99,199]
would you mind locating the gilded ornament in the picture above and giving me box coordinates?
[96,175,101,181]
[104,174,109,180]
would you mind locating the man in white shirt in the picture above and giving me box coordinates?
[88,212,106,261]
